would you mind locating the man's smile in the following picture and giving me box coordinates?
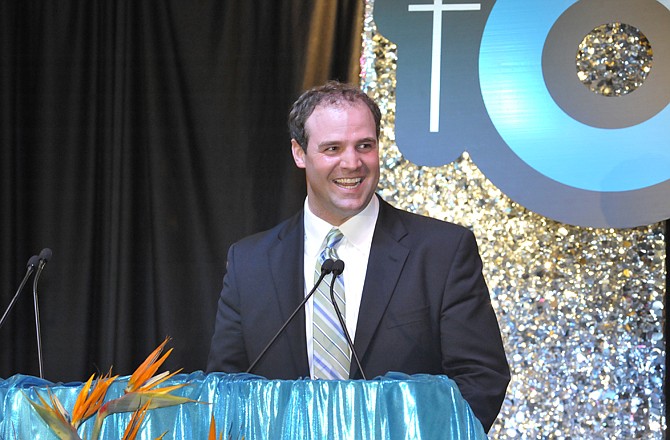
[333,177,364,188]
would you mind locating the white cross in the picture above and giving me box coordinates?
[408,0,481,132]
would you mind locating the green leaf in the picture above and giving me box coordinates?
[100,391,196,416]
[24,392,82,440]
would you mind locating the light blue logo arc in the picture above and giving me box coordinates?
[373,0,670,228]
[480,0,670,192]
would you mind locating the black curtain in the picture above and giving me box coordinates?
[1,0,362,381]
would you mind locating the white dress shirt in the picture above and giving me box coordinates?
[302,195,379,378]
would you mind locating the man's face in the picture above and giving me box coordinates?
[291,101,380,226]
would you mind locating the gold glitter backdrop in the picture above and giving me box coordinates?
[361,2,667,438]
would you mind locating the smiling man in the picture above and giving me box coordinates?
[207,81,510,433]
[291,91,380,226]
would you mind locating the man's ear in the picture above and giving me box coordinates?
[291,139,306,169]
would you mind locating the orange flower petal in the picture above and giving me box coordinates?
[127,338,171,392]
[121,400,151,440]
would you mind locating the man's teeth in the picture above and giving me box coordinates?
[334,178,362,186]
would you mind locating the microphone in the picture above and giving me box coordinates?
[331,259,344,276]
[246,258,335,374]
[328,259,366,380]
[0,254,40,330]
[32,248,52,379]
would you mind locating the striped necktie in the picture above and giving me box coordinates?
[313,228,350,380]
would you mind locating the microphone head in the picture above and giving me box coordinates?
[38,248,52,262]
[27,255,40,269]
[321,258,335,274]
[331,259,345,276]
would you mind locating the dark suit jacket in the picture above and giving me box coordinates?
[207,196,510,432]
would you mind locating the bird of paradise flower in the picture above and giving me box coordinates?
[25,337,197,440]
[208,414,244,440]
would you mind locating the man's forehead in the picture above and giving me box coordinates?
[309,100,371,120]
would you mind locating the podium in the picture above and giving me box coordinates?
[0,371,486,439]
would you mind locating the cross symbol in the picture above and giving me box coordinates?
[408,0,481,132]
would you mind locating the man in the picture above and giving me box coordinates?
[207,81,510,432]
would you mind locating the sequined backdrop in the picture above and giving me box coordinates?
[361,2,667,438]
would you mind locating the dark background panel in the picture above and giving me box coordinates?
[0,0,362,381]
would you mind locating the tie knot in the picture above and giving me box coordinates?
[324,228,344,250]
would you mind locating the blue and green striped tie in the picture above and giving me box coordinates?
[313,228,350,380]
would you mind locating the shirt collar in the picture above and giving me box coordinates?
[303,194,380,255]
[339,195,379,252]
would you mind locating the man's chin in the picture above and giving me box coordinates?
[333,198,372,217]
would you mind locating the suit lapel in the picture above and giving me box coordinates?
[352,198,409,377]
[268,211,309,376]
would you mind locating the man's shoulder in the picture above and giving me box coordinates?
[380,198,472,237]
[233,210,303,250]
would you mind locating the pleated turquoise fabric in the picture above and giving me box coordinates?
[0,372,487,439]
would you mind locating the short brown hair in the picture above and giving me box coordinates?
[288,81,381,150]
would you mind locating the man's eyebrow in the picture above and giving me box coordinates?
[316,137,378,148]
[316,140,341,148]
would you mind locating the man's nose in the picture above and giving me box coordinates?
[340,147,362,169]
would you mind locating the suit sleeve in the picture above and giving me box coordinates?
[206,243,250,373]
[440,229,510,432]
